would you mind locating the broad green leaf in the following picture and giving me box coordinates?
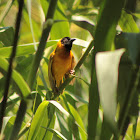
[0,40,56,58]
[0,57,30,98]
[50,100,87,139]
[123,33,140,65]
[51,1,70,39]
[119,10,139,33]
[42,112,56,140]
[132,117,138,140]
[72,7,97,16]
[15,55,34,81]
[73,38,90,48]
[0,27,14,46]
[1,116,12,135]
[22,9,41,45]
[0,0,14,24]
[40,0,49,16]
[95,49,125,135]
[68,103,87,140]
[49,100,69,116]
[40,0,70,39]
[28,101,49,140]
[65,92,88,104]
[0,38,88,58]
[71,16,95,37]
[132,13,140,19]
[3,116,16,140]
[56,112,72,140]
[94,0,125,52]
[42,128,67,140]
[89,0,125,139]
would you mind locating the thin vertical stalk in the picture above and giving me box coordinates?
[0,0,24,132]
[88,52,99,140]
[27,0,58,89]
[9,100,27,140]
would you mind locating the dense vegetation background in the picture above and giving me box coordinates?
[0,0,140,139]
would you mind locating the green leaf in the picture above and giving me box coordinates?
[0,38,87,58]
[68,103,87,140]
[42,128,67,140]
[132,13,140,19]
[119,10,139,33]
[94,0,125,52]
[123,33,140,65]
[0,40,56,58]
[28,101,49,140]
[50,99,87,139]
[0,0,14,24]
[49,100,69,116]
[3,116,16,140]
[1,116,12,135]
[51,1,70,39]
[95,49,125,136]
[42,112,56,140]
[92,0,103,7]
[71,16,95,37]
[88,0,125,139]
[0,27,14,46]
[0,57,31,98]
[56,112,72,139]
[40,0,70,39]
[15,55,34,81]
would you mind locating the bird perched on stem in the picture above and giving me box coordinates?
[48,37,76,95]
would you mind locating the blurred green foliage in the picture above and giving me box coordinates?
[0,0,140,140]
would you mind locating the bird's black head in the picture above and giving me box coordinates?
[61,37,76,51]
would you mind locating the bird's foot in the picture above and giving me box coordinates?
[69,70,75,75]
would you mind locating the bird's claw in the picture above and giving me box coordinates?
[69,70,75,75]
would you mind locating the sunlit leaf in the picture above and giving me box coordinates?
[0,38,88,58]
[42,128,67,140]
[94,0,125,51]
[119,10,139,33]
[1,116,12,135]
[132,13,140,19]
[0,41,56,58]
[89,0,125,139]
[71,16,95,37]
[95,49,125,135]
[42,112,56,140]
[28,101,49,140]
[49,100,69,116]
[3,116,16,140]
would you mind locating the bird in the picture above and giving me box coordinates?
[48,37,76,95]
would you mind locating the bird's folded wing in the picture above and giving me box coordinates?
[48,53,59,94]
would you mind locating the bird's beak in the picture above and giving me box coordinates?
[70,38,76,43]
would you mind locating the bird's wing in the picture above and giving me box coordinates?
[48,52,59,94]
